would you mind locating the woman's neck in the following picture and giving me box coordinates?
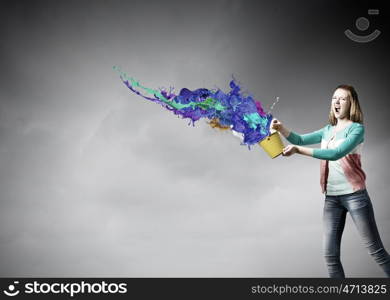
[335,118,352,129]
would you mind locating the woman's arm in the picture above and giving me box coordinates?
[311,125,364,160]
[271,119,325,145]
[284,124,364,160]
[283,145,313,157]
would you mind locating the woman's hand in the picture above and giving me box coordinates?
[271,119,283,131]
[271,119,291,138]
[282,145,299,156]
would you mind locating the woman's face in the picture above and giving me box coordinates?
[331,88,351,120]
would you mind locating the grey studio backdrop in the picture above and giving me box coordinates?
[0,0,389,277]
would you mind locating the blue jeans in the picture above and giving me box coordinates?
[323,189,390,278]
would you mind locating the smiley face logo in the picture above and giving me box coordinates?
[345,9,381,43]
[3,281,20,297]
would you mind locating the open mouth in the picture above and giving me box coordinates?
[335,107,340,113]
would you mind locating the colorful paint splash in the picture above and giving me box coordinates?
[114,66,273,148]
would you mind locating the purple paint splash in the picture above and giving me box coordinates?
[114,67,273,148]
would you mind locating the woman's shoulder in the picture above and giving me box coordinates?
[347,122,365,137]
[319,124,333,139]
[314,122,363,136]
[349,122,364,130]
[321,124,333,132]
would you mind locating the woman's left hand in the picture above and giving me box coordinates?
[282,145,299,156]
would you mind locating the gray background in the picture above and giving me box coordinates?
[0,0,389,277]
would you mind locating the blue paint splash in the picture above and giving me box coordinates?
[115,67,273,148]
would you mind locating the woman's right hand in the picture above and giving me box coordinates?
[271,118,291,138]
[271,119,283,131]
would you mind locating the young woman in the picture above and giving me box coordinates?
[272,85,390,278]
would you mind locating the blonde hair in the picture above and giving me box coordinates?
[328,84,364,125]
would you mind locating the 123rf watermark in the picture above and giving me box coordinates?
[2,280,127,297]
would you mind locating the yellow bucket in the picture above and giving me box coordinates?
[258,131,284,158]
